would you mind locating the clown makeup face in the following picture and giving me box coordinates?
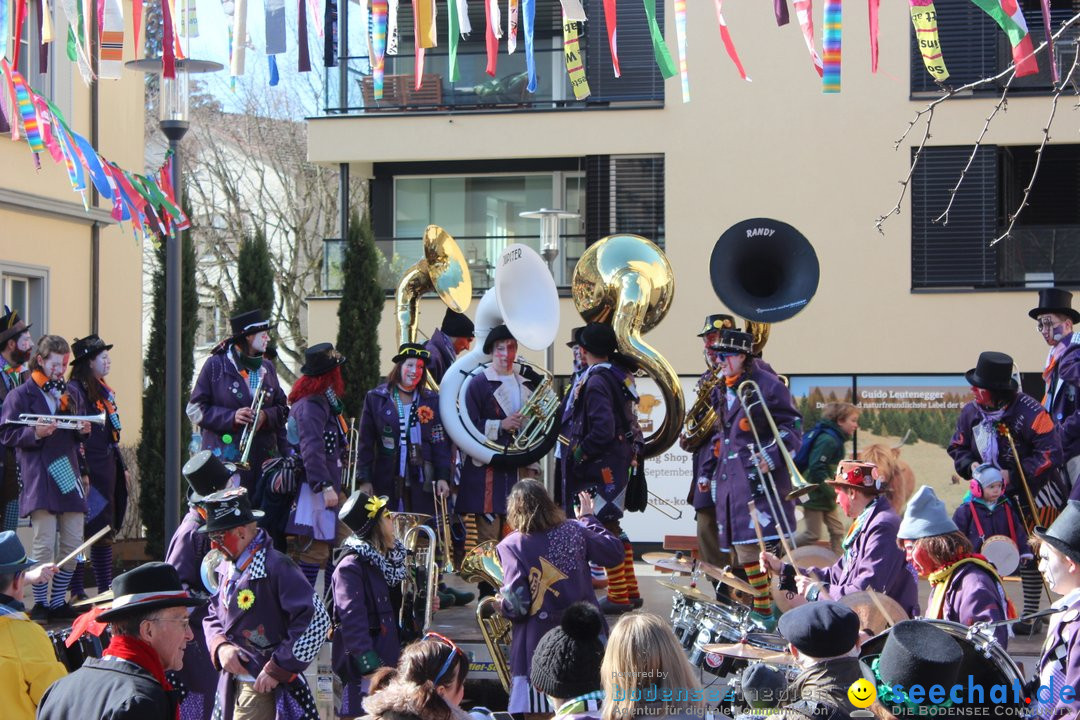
[1037,313,1072,347]
[1038,542,1080,594]
[399,358,425,391]
[209,527,246,560]
[904,539,936,578]
[247,330,270,355]
[703,330,721,348]
[719,353,746,379]
[39,352,68,381]
[492,339,518,375]
[571,344,586,374]
[452,336,473,354]
[7,331,33,365]
[971,386,995,409]
[836,487,854,518]
[90,349,111,380]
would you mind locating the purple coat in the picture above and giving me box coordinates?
[0,380,87,516]
[286,394,345,539]
[560,364,636,524]
[952,498,1032,558]
[713,363,802,548]
[1036,590,1080,719]
[804,497,920,618]
[204,534,331,720]
[458,369,536,516]
[496,515,623,678]
[948,393,1064,502]
[423,329,457,386]
[164,508,218,716]
[330,543,403,717]
[0,365,28,504]
[1047,334,1080,460]
[67,380,127,535]
[357,384,451,515]
[187,350,289,493]
[933,562,1010,648]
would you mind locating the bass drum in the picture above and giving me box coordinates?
[859,620,1024,712]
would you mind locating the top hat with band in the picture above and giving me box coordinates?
[96,562,206,622]
[0,306,31,346]
[964,351,1018,391]
[0,530,37,574]
[716,328,754,355]
[339,491,389,537]
[1035,499,1080,565]
[183,450,236,503]
[697,314,737,337]
[301,342,347,377]
[1030,288,1080,323]
[229,309,271,339]
[197,488,265,534]
[392,343,431,364]
[440,308,475,338]
[71,334,114,364]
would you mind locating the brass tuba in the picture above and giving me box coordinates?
[395,225,473,391]
[200,548,227,595]
[571,234,684,458]
[393,513,438,638]
[459,541,512,693]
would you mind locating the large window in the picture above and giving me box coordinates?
[1,263,48,333]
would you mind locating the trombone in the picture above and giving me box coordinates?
[341,418,359,494]
[647,490,684,520]
[433,490,455,573]
[236,374,267,470]
[11,412,107,430]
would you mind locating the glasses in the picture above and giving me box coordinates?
[146,616,192,630]
[424,631,463,685]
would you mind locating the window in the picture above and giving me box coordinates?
[196,304,227,347]
[585,155,665,247]
[911,144,1080,288]
[1,264,48,334]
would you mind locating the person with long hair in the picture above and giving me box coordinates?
[360,635,473,720]
[66,334,128,597]
[948,350,1065,632]
[600,613,704,720]
[496,479,623,714]
[856,443,915,514]
[898,486,1011,648]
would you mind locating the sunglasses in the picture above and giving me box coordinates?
[424,631,463,685]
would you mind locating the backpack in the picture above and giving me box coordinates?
[792,421,844,472]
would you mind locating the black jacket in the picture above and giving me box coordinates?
[36,656,178,720]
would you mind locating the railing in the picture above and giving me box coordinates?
[322,234,588,294]
[997,225,1080,286]
[322,46,663,114]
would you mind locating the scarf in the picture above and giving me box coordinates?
[233,345,264,372]
[1043,342,1068,408]
[926,554,1006,621]
[324,388,349,434]
[31,369,71,412]
[103,635,177,719]
[973,404,1008,465]
[555,690,604,715]
[841,497,876,560]
[1,357,25,391]
[96,378,122,443]
[343,535,407,584]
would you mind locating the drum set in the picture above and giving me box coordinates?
[47,627,110,672]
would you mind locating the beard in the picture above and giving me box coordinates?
[9,346,30,365]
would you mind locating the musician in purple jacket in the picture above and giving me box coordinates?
[0,334,89,621]
[330,491,406,718]
[496,479,623,714]
[423,308,474,385]
[898,486,1011,649]
[1031,288,1080,485]
[187,309,289,494]
[761,460,920,619]
[948,350,1066,626]
[165,450,237,720]
[0,306,32,533]
[202,488,331,720]
[712,328,802,625]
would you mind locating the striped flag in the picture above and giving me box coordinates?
[970,0,1039,77]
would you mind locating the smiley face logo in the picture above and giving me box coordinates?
[848,678,877,709]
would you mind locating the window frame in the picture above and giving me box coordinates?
[1,262,50,335]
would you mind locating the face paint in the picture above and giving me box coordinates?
[90,350,111,379]
[41,352,68,380]
[399,358,424,391]
[211,529,244,560]
[12,332,33,363]
[248,331,270,355]
[571,345,586,374]
[971,386,995,408]
[837,488,853,517]
[720,353,745,379]
[908,541,937,577]
[492,339,518,375]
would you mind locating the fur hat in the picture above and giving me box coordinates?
[529,602,605,699]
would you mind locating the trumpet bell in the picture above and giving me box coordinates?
[424,225,472,314]
[459,540,504,587]
[495,243,559,351]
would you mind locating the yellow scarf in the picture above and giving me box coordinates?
[926,556,1002,620]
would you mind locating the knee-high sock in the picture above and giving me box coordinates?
[589,563,607,581]
[32,579,48,608]
[91,545,113,592]
[69,560,86,597]
[49,568,74,607]
[1020,564,1043,616]
[620,537,639,600]
[298,561,321,588]
[742,560,772,617]
[606,558,628,604]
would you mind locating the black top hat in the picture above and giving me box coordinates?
[1035,499,1080,564]
[717,328,754,355]
[578,323,618,358]
[482,325,516,355]
[392,343,432,364]
[440,308,475,338]
[868,620,963,697]
[965,351,1018,391]
[0,530,36,574]
[96,562,206,622]
[339,490,389,537]
[529,602,605,699]
[301,342,347,377]
[197,488,264,534]
[1029,288,1080,323]
[697,314,737,337]
[183,450,236,503]
[71,334,113,364]
[777,601,860,658]
[565,326,585,349]
[229,309,271,339]
[0,306,31,346]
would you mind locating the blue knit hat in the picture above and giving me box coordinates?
[897,486,959,540]
[973,463,1005,489]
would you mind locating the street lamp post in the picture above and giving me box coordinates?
[520,208,578,494]
[127,57,223,543]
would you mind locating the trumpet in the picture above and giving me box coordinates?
[511,370,561,451]
[433,491,455,574]
[235,375,267,470]
[11,412,107,430]
[341,418,359,494]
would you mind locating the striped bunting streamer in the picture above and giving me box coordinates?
[822,0,840,92]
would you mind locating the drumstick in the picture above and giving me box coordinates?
[749,502,803,579]
[866,589,897,628]
[57,526,111,569]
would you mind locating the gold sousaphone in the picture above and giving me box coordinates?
[459,541,512,693]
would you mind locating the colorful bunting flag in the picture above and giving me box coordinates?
[562,14,589,99]
[601,0,619,77]
[822,0,840,92]
[909,0,948,81]
[642,0,676,79]
[99,0,125,80]
[674,0,689,102]
[970,0,1038,77]
[713,0,749,81]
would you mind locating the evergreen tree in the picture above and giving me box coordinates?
[336,210,383,417]
[234,229,276,317]
[137,211,199,559]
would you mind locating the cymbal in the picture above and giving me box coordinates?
[787,545,839,569]
[655,580,721,606]
[701,642,790,662]
[698,561,756,595]
[840,590,909,636]
[644,552,697,575]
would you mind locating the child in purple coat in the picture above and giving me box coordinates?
[952,463,1033,576]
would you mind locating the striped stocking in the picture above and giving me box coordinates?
[605,558,628,604]
[298,561,321,588]
[49,568,74,608]
[589,562,607,586]
[742,560,773,617]
[69,560,86,597]
[1019,564,1043,617]
[32,579,48,608]
[620,537,640,601]
[91,545,113,592]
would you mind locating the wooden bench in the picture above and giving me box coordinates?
[663,535,700,560]
[359,73,443,110]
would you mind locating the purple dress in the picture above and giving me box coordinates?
[712,363,802,548]
[933,562,1010,648]
[952,497,1032,558]
[0,380,87,516]
[1047,334,1080,462]
[203,531,331,720]
[67,380,127,535]
[356,384,451,515]
[187,350,289,493]
[423,329,457,386]
[804,496,921,618]
[285,394,345,541]
[165,508,218,720]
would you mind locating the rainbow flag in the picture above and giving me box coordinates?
[970,0,1038,77]
[822,0,840,92]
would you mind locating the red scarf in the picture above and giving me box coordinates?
[103,634,178,719]
[31,369,71,412]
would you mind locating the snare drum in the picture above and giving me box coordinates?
[48,628,110,672]
[981,535,1020,577]
[671,598,710,649]
[689,610,746,676]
